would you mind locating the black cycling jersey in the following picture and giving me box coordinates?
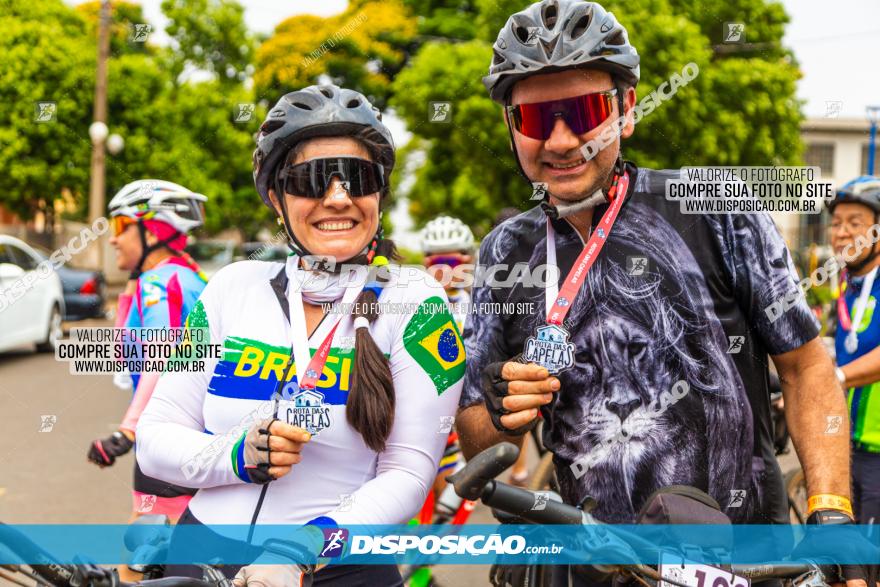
[460,162,819,525]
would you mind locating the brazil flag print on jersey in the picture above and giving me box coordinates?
[403,296,465,394]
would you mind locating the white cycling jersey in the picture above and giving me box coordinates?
[136,259,464,528]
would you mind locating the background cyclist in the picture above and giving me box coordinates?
[454,1,870,585]
[86,180,208,580]
[136,85,463,587]
[829,175,880,527]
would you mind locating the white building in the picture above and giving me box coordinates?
[774,117,877,252]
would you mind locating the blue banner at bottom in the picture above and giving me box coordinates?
[0,523,878,566]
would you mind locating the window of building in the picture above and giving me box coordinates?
[805,143,834,176]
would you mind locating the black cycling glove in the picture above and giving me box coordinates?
[482,356,538,436]
[792,509,879,586]
[234,418,278,485]
[87,431,134,467]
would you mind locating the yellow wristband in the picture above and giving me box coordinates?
[807,494,853,517]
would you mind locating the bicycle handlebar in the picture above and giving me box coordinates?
[0,523,220,587]
[449,444,844,584]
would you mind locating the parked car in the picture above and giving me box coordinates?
[185,240,236,280]
[237,242,289,262]
[0,235,65,353]
[32,245,106,321]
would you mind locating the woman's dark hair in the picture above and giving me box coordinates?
[285,129,399,452]
[348,238,399,452]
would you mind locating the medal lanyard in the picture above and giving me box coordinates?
[545,171,630,325]
[841,265,877,349]
[288,276,363,390]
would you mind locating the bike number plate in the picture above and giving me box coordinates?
[659,554,750,587]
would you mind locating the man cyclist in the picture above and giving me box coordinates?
[87,180,208,528]
[829,176,880,527]
[454,1,871,584]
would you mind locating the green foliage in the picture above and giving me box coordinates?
[254,1,418,108]
[75,1,153,57]
[0,0,94,221]
[401,0,479,40]
[161,0,256,86]
[0,0,270,237]
[393,0,804,232]
[391,41,524,236]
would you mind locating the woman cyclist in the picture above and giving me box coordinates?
[86,180,208,579]
[136,85,464,586]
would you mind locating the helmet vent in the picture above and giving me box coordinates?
[292,102,313,111]
[319,87,333,98]
[542,2,558,29]
[260,120,285,133]
[493,50,504,65]
[514,25,530,44]
[606,30,624,46]
[570,14,591,39]
[346,98,361,108]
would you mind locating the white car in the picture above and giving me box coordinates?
[0,235,65,353]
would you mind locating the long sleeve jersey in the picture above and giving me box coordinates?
[136,260,464,531]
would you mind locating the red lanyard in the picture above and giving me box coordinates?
[298,322,342,389]
[546,170,630,325]
[837,270,851,331]
[288,282,362,391]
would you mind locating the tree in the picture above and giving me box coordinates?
[161,0,256,87]
[0,0,94,226]
[75,0,154,58]
[254,0,418,108]
[392,0,803,233]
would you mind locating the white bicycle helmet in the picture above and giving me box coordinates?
[109,179,207,234]
[420,216,476,254]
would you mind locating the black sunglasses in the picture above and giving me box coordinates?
[277,157,386,198]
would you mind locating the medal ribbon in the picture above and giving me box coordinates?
[288,275,364,391]
[837,270,851,331]
[841,266,877,352]
[545,171,630,325]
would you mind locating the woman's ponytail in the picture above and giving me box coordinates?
[347,239,398,452]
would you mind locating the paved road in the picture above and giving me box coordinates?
[0,327,800,586]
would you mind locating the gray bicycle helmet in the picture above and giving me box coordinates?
[484,0,640,104]
[827,176,880,215]
[253,84,395,208]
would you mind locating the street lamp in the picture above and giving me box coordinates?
[88,121,109,145]
[107,133,125,156]
[867,106,880,176]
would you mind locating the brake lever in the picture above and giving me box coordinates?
[197,565,233,587]
[792,568,830,587]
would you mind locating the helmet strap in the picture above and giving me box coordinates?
[541,155,625,220]
[847,227,880,274]
[130,220,183,280]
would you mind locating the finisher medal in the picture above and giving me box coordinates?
[523,324,575,374]
[524,171,630,373]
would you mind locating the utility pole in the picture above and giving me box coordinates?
[87,0,111,271]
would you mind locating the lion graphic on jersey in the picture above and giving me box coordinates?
[545,202,755,523]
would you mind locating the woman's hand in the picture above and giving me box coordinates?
[233,564,311,587]
[237,419,311,483]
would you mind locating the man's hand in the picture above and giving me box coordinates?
[482,359,560,434]
[233,564,311,587]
